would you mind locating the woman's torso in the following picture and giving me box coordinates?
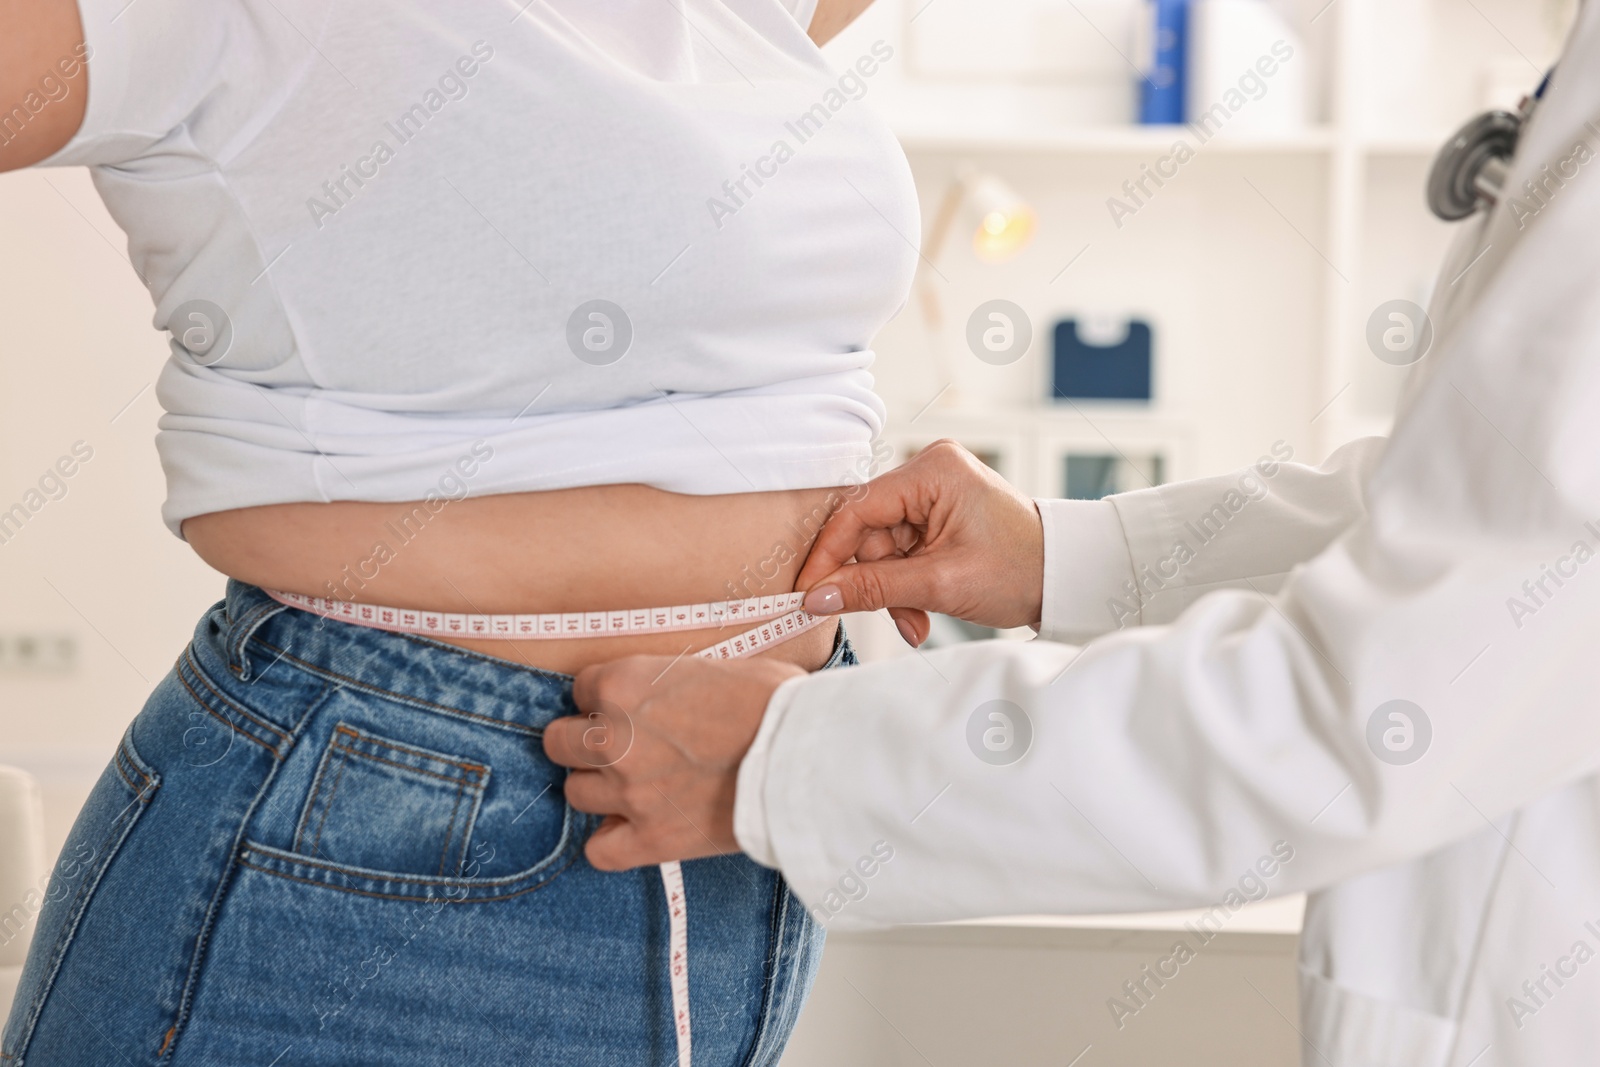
[184,482,863,671]
[44,0,918,669]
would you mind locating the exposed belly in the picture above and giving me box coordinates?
[182,484,846,674]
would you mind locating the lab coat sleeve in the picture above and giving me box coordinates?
[737,448,1383,867]
[741,48,1600,923]
[775,0,820,30]
[1035,437,1386,644]
[1032,497,1135,645]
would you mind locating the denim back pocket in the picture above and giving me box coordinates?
[293,724,490,878]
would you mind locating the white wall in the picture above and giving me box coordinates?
[0,165,226,854]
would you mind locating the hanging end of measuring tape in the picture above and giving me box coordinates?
[660,859,692,1067]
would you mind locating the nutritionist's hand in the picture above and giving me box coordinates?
[545,653,804,870]
[797,439,1045,646]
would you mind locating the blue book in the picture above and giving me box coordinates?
[1138,0,1189,124]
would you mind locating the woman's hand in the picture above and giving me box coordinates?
[544,654,804,871]
[797,439,1045,646]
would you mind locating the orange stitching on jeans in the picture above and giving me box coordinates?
[235,845,582,903]
[228,600,286,673]
[157,1026,177,1057]
[437,778,466,876]
[180,648,290,742]
[117,742,151,788]
[112,744,157,801]
[269,803,579,875]
[333,724,488,775]
[310,747,352,860]
[293,733,339,854]
[173,669,275,754]
[327,742,486,788]
[248,640,541,735]
[112,749,140,792]
[260,618,579,685]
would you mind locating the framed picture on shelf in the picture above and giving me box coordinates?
[1035,423,1192,501]
[1062,451,1164,499]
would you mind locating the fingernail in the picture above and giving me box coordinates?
[895,617,918,647]
[804,585,844,614]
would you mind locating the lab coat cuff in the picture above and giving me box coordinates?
[1106,481,1199,623]
[733,673,808,868]
[1035,497,1139,643]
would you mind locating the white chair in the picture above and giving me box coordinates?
[0,766,47,1024]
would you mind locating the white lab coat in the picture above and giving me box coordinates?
[734,6,1600,1064]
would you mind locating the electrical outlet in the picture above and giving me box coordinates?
[0,632,78,674]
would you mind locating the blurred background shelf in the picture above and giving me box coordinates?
[886,108,1459,158]
[1358,132,1459,156]
[836,0,1569,492]
[885,109,1341,153]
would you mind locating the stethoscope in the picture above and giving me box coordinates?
[1426,69,1553,221]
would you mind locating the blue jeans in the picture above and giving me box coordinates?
[3,580,849,1066]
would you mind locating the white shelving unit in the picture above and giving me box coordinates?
[826,0,1573,497]
[890,118,1340,155]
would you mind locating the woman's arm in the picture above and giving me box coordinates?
[0,0,88,171]
[809,0,876,45]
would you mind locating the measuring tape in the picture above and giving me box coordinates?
[264,588,810,639]
[264,585,828,1067]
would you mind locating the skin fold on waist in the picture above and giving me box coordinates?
[182,483,848,674]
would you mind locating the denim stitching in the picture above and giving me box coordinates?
[157,679,339,1063]
[180,647,291,745]
[294,726,491,877]
[332,724,488,776]
[111,750,142,794]
[157,1026,178,1057]
[172,668,277,755]
[113,738,154,792]
[309,746,352,860]
[327,741,487,788]
[186,645,292,738]
[451,788,480,877]
[5,735,159,1063]
[246,639,544,736]
[235,840,584,904]
[388,629,579,683]
[264,601,579,684]
[438,779,466,877]
[235,805,589,898]
[292,730,342,854]
[226,598,288,677]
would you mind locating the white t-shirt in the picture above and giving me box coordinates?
[41,0,916,536]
